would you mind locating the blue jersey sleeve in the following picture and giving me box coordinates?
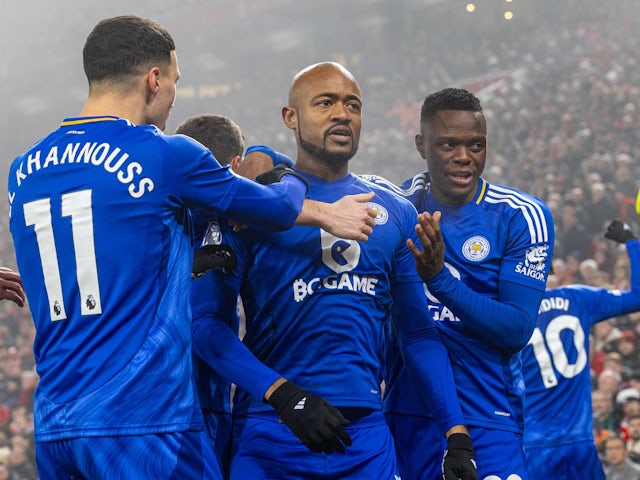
[167,134,306,231]
[389,207,466,433]
[190,233,281,402]
[427,269,542,352]
[391,280,466,433]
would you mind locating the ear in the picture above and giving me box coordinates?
[147,67,161,93]
[282,106,297,130]
[229,155,242,172]
[415,132,426,159]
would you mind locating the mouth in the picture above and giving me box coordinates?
[326,125,353,144]
[448,171,475,187]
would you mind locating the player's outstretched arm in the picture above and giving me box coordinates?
[297,194,376,241]
[0,267,25,307]
[264,378,353,454]
[255,165,377,241]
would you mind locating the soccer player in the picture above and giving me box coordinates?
[7,16,376,480]
[521,219,640,479]
[175,113,293,477]
[191,62,477,480]
[366,87,554,479]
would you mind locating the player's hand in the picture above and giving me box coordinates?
[406,211,445,280]
[319,192,377,241]
[442,433,478,480]
[604,219,636,243]
[266,380,352,454]
[0,267,26,307]
[191,245,237,279]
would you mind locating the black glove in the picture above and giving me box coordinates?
[266,381,352,454]
[191,244,237,279]
[255,164,309,196]
[442,433,478,480]
[604,219,637,244]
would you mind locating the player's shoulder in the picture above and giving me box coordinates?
[482,179,553,239]
[359,171,429,199]
[356,174,418,214]
[483,180,551,213]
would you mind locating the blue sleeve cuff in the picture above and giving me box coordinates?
[245,144,294,167]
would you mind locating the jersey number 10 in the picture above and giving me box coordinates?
[527,315,588,388]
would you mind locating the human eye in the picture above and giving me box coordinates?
[346,101,362,113]
[439,141,455,151]
[469,141,486,153]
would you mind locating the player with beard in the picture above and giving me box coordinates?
[190,62,477,479]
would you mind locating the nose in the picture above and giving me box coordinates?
[331,103,351,122]
[452,145,472,163]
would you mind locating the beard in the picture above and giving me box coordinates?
[298,128,358,166]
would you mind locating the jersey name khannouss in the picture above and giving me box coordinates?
[12,140,154,199]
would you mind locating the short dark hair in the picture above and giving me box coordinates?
[175,114,245,166]
[83,15,175,84]
[420,87,483,125]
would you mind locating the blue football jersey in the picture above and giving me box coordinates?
[8,116,305,442]
[366,172,554,432]
[522,239,640,448]
[191,171,465,431]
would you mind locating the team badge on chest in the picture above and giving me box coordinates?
[461,235,490,261]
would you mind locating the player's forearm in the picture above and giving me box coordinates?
[225,175,307,231]
[401,333,467,433]
[191,316,281,401]
[392,283,466,433]
[426,268,538,352]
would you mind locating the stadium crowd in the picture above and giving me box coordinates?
[1,0,640,477]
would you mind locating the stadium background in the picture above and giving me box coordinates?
[1,0,639,476]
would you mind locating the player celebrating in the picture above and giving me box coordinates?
[367,87,554,479]
[522,219,640,479]
[7,16,375,480]
[191,62,477,480]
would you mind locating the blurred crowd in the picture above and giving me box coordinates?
[1,0,640,477]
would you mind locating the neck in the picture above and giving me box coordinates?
[79,93,145,125]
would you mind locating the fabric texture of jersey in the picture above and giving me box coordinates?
[191,171,465,433]
[366,171,554,433]
[8,116,304,442]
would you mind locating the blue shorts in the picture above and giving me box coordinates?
[230,410,399,479]
[386,413,529,480]
[524,441,605,479]
[203,410,233,479]
[36,431,222,480]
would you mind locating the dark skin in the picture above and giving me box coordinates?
[282,62,363,182]
[410,109,487,280]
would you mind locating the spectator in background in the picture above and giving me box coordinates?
[627,414,640,463]
[594,319,624,354]
[598,369,624,401]
[618,331,640,375]
[594,389,618,433]
[603,434,640,479]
